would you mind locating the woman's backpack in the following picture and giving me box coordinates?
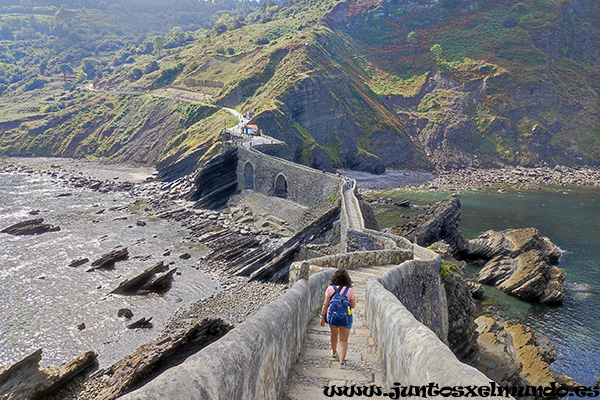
[327,285,352,326]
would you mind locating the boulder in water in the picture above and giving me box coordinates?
[87,248,129,271]
[1,218,60,235]
[111,261,176,295]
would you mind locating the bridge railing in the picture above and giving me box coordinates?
[120,268,336,400]
[365,251,507,396]
[288,249,413,286]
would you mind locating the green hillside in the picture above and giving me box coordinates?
[1,0,599,175]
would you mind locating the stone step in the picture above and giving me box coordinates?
[292,365,373,382]
[300,348,362,362]
[307,333,370,345]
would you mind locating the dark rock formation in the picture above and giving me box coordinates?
[1,218,60,235]
[93,319,231,399]
[440,259,480,365]
[127,317,153,329]
[467,228,565,304]
[357,195,380,231]
[118,308,134,319]
[87,248,129,271]
[69,258,89,268]
[467,281,484,299]
[189,148,238,209]
[349,151,385,174]
[111,261,176,295]
[0,349,97,399]
[390,194,467,252]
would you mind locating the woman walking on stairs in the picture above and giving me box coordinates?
[320,268,356,369]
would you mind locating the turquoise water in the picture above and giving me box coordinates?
[373,187,600,385]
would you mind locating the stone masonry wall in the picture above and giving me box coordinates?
[120,268,335,400]
[237,147,340,209]
[366,266,505,396]
[288,249,413,286]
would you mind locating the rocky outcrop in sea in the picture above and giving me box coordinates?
[467,228,566,304]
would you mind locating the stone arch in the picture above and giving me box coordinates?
[274,173,288,198]
[243,161,255,190]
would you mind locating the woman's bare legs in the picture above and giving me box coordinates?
[329,326,339,353]
[338,327,350,364]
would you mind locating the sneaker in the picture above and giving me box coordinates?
[331,350,338,360]
[339,362,345,369]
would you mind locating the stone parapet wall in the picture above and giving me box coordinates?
[289,249,412,286]
[365,249,506,397]
[237,147,341,209]
[120,268,335,400]
[346,229,398,252]
[364,228,414,250]
[375,253,449,341]
[339,185,350,253]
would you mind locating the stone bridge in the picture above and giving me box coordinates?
[236,146,340,207]
[121,151,507,400]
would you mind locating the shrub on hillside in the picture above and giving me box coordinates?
[24,77,47,91]
[128,67,143,81]
[152,62,185,88]
[144,61,159,74]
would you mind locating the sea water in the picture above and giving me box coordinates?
[0,172,218,368]
[373,186,600,385]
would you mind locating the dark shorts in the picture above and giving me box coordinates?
[327,316,353,329]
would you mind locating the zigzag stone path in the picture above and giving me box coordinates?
[282,265,395,400]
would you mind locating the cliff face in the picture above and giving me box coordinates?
[189,148,239,210]
[441,267,479,365]
[323,0,600,170]
[390,193,467,252]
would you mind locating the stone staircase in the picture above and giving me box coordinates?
[282,265,395,400]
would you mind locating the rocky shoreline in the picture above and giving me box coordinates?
[349,165,600,192]
[410,165,600,191]
[0,156,287,400]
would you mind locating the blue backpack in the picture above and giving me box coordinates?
[327,285,352,326]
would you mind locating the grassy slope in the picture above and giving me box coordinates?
[1,0,598,171]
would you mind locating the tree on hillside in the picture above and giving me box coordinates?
[430,44,443,63]
[407,31,417,54]
[81,58,97,79]
[39,59,48,76]
[75,69,87,83]
[58,63,73,81]
[153,36,164,58]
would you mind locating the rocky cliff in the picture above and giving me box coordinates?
[390,193,468,252]
[440,262,480,365]
[389,194,566,304]
[188,148,239,210]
